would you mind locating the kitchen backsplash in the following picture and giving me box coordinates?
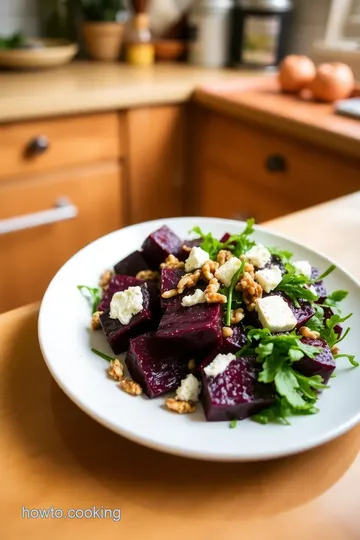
[0,0,39,36]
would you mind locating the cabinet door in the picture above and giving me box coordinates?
[0,161,123,312]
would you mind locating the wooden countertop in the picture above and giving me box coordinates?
[194,77,360,160]
[1,193,360,539]
[0,62,257,123]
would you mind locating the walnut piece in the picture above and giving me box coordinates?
[222,326,233,338]
[331,345,339,355]
[91,311,103,330]
[177,269,202,294]
[99,270,113,291]
[299,326,321,340]
[217,250,233,266]
[204,278,227,304]
[108,359,124,381]
[136,270,159,281]
[165,398,196,414]
[160,254,185,270]
[230,308,245,325]
[161,288,179,299]
[182,245,192,253]
[236,271,262,311]
[188,359,196,370]
[119,379,143,396]
[202,260,219,281]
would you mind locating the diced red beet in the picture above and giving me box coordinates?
[160,267,187,311]
[200,353,275,421]
[311,267,327,302]
[180,237,202,260]
[142,225,183,269]
[156,303,222,354]
[323,307,342,339]
[294,338,335,384]
[98,275,141,312]
[100,284,153,354]
[265,255,286,274]
[220,232,231,243]
[125,333,190,398]
[222,324,247,353]
[114,250,150,276]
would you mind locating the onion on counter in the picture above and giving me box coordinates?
[278,55,316,93]
[310,62,355,103]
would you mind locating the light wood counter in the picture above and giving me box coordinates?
[0,62,254,123]
[1,193,360,539]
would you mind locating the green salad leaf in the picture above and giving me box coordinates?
[225,260,245,327]
[323,289,348,309]
[275,263,319,307]
[189,226,224,260]
[268,247,293,264]
[77,285,102,314]
[229,419,237,429]
[91,348,114,362]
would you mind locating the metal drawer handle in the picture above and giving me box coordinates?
[25,135,50,158]
[266,154,287,173]
[0,197,78,236]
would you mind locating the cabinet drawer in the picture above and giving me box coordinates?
[201,112,360,212]
[0,162,123,312]
[0,113,123,181]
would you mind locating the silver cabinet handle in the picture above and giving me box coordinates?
[0,197,78,236]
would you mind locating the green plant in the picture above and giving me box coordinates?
[0,32,26,50]
[79,0,127,22]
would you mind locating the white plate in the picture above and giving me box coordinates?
[38,217,360,462]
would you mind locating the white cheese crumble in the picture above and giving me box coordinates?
[204,352,236,378]
[109,286,144,325]
[293,260,312,279]
[185,246,210,272]
[255,266,282,293]
[245,244,271,268]
[255,296,297,333]
[181,288,206,307]
[176,373,201,402]
[214,256,242,287]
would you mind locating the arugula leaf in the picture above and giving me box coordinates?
[294,372,329,400]
[323,290,348,309]
[268,247,293,264]
[225,260,245,326]
[334,353,359,367]
[322,312,352,348]
[91,348,113,362]
[223,218,256,257]
[229,419,237,429]
[77,285,102,314]
[310,264,336,283]
[189,226,224,260]
[306,304,325,333]
[275,263,318,307]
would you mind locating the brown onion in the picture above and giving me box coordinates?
[278,55,316,93]
[310,62,355,102]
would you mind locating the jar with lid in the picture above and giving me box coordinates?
[125,12,155,66]
[188,0,234,68]
[230,0,293,69]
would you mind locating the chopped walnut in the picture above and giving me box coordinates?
[204,278,227,304]
[236,271,262,311]
[182,245,192,253]
[136,270,159,281]
[177,269,202,294]
[108,359,124,381]
[222,326,233,338]
[299,326,321,340]
[165,398,196,414]
[119,379,142,396]
[99,270,113,291]
[161,288,179,299]
[230,308,245,325]
[202,260,219,281]
[160,254,185,270]
[91,311,103,330]
[331,345,340,355]
[188,359,196,370]
[217,250,233,266]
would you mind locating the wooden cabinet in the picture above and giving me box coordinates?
[0,162,123,312]
[191,108,360,222]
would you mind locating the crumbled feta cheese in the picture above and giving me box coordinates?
[181,288,206,307]
[185,246,210,272]
[215,256,242,287]
[255,266,282,293]
[176,373,201,402]
[204,353,236,378]
[109,286,143,325]
[293,260,312,279]
[245,244,271,268]
[255,296,297,333]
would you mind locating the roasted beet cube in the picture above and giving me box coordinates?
[142,225,183,269]
[220,232,231,243]
[160,267,186,311]
[98,275,141,312]
[114,250,150,276]
[126,333,190,398]
[180,237,202,260]
[265,254,286,274]
[311,267,327,302]
[156,303,222,353]
[100,284,152,354]
[200,353,275,421]
[222,324,247,354]
[294,338,335,384]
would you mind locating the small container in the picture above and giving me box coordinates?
[230,0,293,69]
[188,0,233,68]
[125,12,155,66]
